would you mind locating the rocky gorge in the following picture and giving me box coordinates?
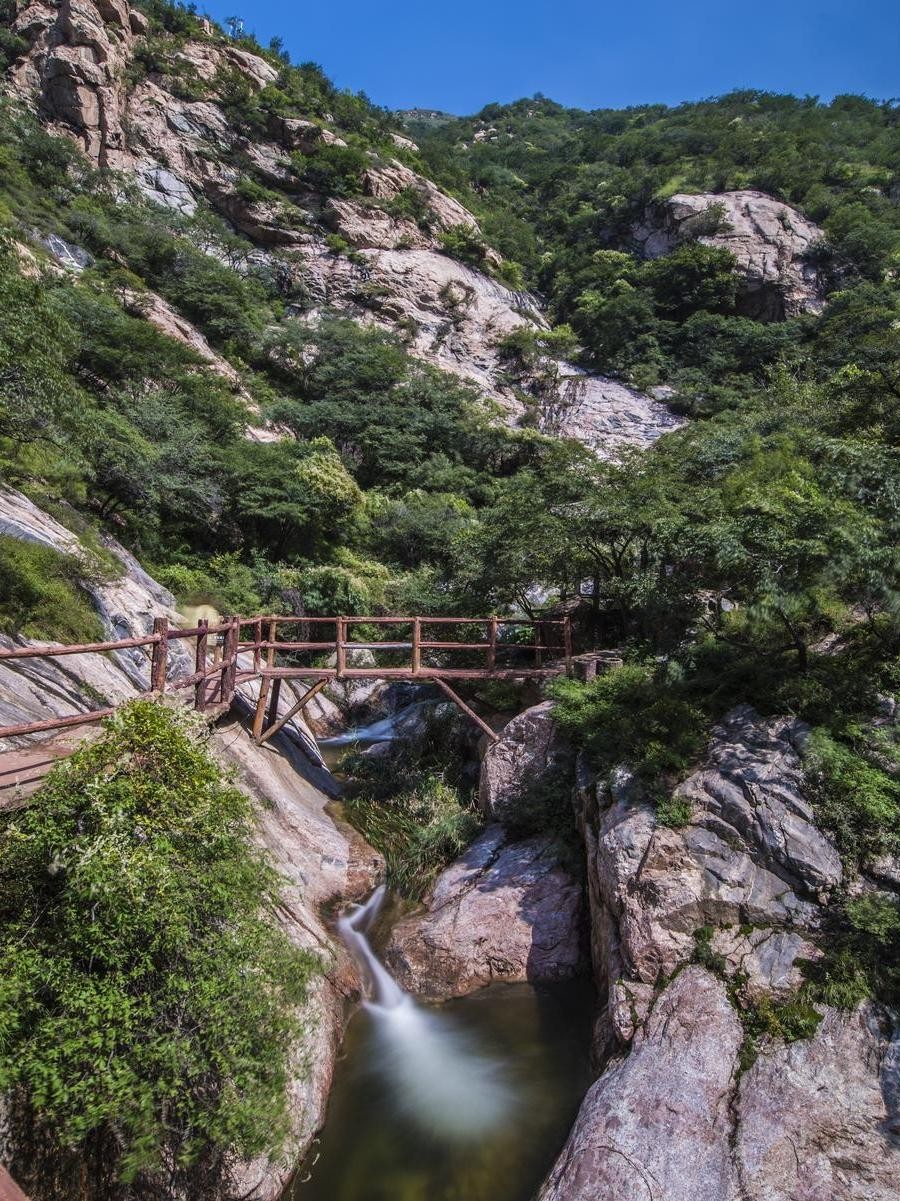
[0,3,898,1200]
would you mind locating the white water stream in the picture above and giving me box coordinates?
[337,886,517,1140]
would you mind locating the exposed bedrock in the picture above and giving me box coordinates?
[383,823,585,998]
[633,189,826,320]
[533,698,900,1200]
[6,0,684,457]
[538,968,900,1201]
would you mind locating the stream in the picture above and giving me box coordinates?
[289,885,593,1201]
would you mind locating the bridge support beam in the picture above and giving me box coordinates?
[256,677,331,745]
[432,677,499,743]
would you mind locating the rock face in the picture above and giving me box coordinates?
[478,700,572,822]
[4,0,682,457]
[539,968,900,1201]
[0,488,193,746]
[587,707,841,995]
[736,1003,900,1200]
[383,823,584,998]
[633,190,825,320]
[539,967,743,1201]
[539,700,900,1201]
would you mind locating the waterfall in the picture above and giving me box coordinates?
[337,886,517,1140]
[320,700,434,747]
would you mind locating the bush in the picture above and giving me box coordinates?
[0,535,103,643]
[550,664,707,787]
[152,552,263,615]
[344,774,480,899]
[738,993,823,1071]
[0,701,318,1199]
[803,728,900,866]
[438,223,490,267]
[803,891,900,1010]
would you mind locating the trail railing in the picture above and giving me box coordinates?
[0,614,572,746]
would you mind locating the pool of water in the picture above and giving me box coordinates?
[289,977,594,1201]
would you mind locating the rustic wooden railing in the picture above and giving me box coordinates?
[0,614,572,745]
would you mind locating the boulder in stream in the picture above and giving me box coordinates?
[384,823,585,999]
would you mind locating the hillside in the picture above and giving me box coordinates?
[0,3,899,1200]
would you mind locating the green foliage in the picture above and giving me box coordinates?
[737,993,823,1072]
[152,552,263,615]
[0,701,318,1198]
[803,729,900,866]
[550,664,707,786]
[655,794,693,828]
[438,223,491,268]
[0,536,103,643]
[344,773,480,899]
[802,893,900,1011]
[290,144,369,197]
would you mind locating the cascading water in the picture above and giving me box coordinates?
[337,886,516,1139]
[292,883,593,1201]
[319,701,434,748]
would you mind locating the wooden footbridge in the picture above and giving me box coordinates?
[0,613,572,750]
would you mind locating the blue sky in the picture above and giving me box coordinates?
[201,0,899,114]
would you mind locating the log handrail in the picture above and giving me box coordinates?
[0,614,573,745]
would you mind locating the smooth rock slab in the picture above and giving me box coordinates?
[538,967,743,1201]
[736,1003,900,1200]
[384,824,584,998]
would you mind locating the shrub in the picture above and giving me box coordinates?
[550,664,707,787]
[803,891,900,1010]
[438,223,490,267]
[738,994,823,1071]
[803,728,900,866]
[0,701,318,1199]
[152,552,263,615]
[0,535,103,643]
[344,773,480,899]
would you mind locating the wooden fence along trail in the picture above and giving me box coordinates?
[0,614,573,747]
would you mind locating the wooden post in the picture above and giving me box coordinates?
[563,615,573,677]
[433,677,499,742]
[150,616,168,695]
[0,1166,30,1201]
[257,677,330,745]
[411,617,421,675]
[253,617,263,676]
[487,616,498,672]
[534,620,543,669]
[195,618,209,711]
[252,617,277,741]
[336,616,347,678]
[221,616,238,705]
[266,677,282,733]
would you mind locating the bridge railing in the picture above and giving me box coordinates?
[0,614,572,744]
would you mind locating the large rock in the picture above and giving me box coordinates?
[736,1002,900,1200]
[539,967,900,1201]
[478,700,571,822]
[539,967,743,1201]
[588,708,841,993]
[633,190,825,320]
[383,824,584,998]
[9,0,137,164]
[545,367,686,455]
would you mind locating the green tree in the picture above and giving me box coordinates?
[0,701,317,1200]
